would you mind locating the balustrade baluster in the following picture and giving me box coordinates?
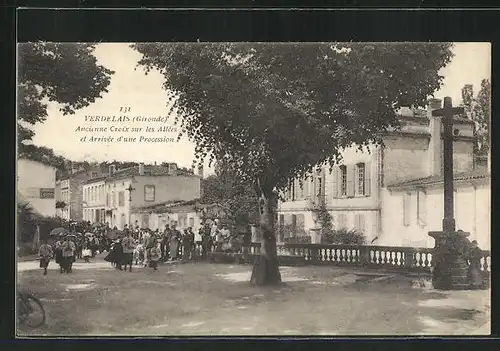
[424,253,430,268]
[333,249,338,262]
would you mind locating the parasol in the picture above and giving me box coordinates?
[50,227,69,237]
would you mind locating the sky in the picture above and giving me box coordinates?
[29,42,490,174]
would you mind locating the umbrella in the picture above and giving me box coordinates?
[50,227,69,237]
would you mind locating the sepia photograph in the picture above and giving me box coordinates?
[16,41,491,337]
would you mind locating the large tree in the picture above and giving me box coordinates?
[133,42,453,285]
[461,79,491,156]
[17,43,114,153]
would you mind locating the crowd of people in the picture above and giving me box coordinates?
[37,219,251,275]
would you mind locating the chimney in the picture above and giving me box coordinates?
[139,162,145,176]
[198,164,204,178]
[109,165,116,176]
[428,98,443,176]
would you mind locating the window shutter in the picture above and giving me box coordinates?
[347,165,355,197]
[297,214,305,231]
[338,213,346,229]
[354,166,360,196]
[420,190,427,224]
[312,176,317,201]
[359,214,365,233]
[403,193,411,226]
[331,167,338,198]
[365,161,371,196]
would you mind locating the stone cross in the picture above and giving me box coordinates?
[431,97,464,233]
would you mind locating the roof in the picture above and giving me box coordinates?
[105,165,197,182]
[387,170,490,190]
[131,199,228,214]
[84,176,107,185]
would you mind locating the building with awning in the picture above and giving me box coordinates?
[130,199,229,239]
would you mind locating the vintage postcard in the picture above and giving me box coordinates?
[16,41,491,336]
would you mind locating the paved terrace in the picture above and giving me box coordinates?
[17,257,490,336]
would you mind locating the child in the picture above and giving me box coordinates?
[82,244,92,263]
[134,243,145,266]
[148,243,161,271]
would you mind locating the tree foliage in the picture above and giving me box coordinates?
[133,42,453,194]
[17,43,114,152]
[133,42,453,284]
[461,79,491,155]
[18,144,69,170]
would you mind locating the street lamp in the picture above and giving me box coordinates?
[126,184,136,226]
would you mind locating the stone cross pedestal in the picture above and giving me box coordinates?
[428,97,469,290]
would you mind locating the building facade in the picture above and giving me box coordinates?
[17,158,57,217]
[55,165,108,221]
[131,202,227,241]
[55,178,71,220]
[278,99,488,248]
[82,177,107,223]
[104,163,201,230]
[383,171,490,249]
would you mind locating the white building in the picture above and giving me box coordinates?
[383,170,490,249]
[82,176,107,223]
[278,99,490,249]
[131,201,227,241]
[17,158,57,217]
[104,163,201,230]
[55,178,70,220]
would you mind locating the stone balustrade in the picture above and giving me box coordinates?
[193,241,490,274]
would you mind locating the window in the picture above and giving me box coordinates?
[299,178,305,199]
[417,188,427,226]
[403,192,411,226]
[118,191,125,207]
[291,180,295,201]
[144,185,155,202]
[291,214,297,232]
[340,166,347,196]
[354,213,366,233]
[106,194,110,207]
[296,214,305,231]
[91,172,98,178]
[189,218,195,228]
[356,163,365,196]
[337,213,347,229]
[112,191,116,208]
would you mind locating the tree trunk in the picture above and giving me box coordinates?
[250,190,282,285]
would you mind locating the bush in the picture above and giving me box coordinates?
[276,223,307,242]
[321,228,366,245]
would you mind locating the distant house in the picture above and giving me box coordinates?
[17,158,57,217]
[278,99,490,249]
[55,165,108,221]
[104,163,201,230]
[82,176,107,223]
[131,200,228,240]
